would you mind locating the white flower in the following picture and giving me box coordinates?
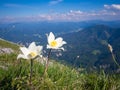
[47,32,67,50]
[108,44,113,53]
[17,42,43,59]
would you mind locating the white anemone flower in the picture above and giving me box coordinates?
[17,42,43,59]
[47,32,67,50]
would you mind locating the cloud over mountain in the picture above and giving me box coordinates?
[0,4,120,23]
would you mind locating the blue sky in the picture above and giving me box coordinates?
[0,0,120,22]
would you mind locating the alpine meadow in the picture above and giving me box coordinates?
[0,0,120,90]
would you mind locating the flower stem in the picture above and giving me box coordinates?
[108,44,120,68]
[30,59,33,85]
[111,52,120,68]
[44,49,52,75]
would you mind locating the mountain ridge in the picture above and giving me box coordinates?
[58,25,120,71]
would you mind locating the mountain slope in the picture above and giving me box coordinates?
[59,25,120,70]
[0,38,19,53]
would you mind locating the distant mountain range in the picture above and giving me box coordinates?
[0,21,84,45]
[0,20,120,45]
[0,21,120,71]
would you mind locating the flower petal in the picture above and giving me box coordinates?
[28,42,36,51]
[47,44,52,49]
[20,47,30,56]
[59,47,64,51]
[17,54,28,59]
[59,41,67,48]
[55,37,63,42]
[55,37,66,48]
[62,41,67,45]
[36,46,43,54]
[48,32,55,44]
[55,37,63,47]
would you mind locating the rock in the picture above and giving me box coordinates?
[0,48,14,54]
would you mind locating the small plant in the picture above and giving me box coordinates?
[108,44,120,68]
[17,42,43,85]
[16,32,67,89]
[44,32,67,75]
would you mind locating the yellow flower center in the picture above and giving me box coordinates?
[29,52,37,57]
[50,40,57,47]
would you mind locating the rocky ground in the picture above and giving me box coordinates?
[0,48,14,54]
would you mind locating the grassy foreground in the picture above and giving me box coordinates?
[0,53,120,90]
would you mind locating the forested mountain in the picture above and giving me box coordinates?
[58,25,120,71]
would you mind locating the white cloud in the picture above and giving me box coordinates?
[103,4,120,17]
[104,4,120,10]
[112,4,120,10]
[69,10,83,14]
[1,7,120,23]
[49,0,63,5]
[104,4,110,9]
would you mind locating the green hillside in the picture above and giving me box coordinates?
[0,38,18,70]
[0,38,120,90]
[0,38,19,51]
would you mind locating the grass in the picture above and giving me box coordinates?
[0,53,120,90]
[0,39,19,51]
[0,39,120,90]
